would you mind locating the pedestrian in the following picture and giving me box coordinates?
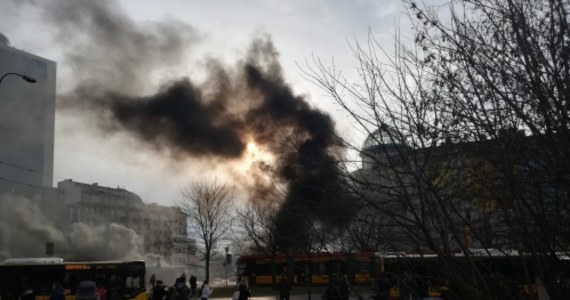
[75,280,98,300]
[376,273,391,300]
[238,278,250,300]
[50,282,65,300]
[278,275,291,300]
[152,280,167,300]
[175,277,190,300]
[200,280,213,300]
[166,286,177,300]
[96,284,107,300]
[189,275,197,297]
[325,275,342,300]
[398,273,414,300]
[339,276,350,300]
[19,285,35,300]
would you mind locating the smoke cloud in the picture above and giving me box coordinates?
[28,0,355,248]
[40,0,200,96]
[0,195,142,260]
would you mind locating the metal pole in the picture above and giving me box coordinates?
[307,252,312,300]
[225,247,229,286]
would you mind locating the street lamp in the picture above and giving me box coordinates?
[0,72,37,86]
[224,247,230,286]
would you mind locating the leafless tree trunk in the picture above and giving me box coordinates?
[175,178,234,283]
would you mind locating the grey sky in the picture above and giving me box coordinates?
[0,0,410,205]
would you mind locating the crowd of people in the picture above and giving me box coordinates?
[150,273,352,300]
[6,272,446,300]
[150,274,211,300]
[149,274,257,300]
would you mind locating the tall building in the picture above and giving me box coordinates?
[0,33,56,197]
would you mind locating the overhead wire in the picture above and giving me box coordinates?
[0,159,67,190]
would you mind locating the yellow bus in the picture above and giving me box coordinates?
[0,260,146,300]
[237,252,570,299]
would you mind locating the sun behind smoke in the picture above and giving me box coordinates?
[224,137,277,199]
[236,138,274,173]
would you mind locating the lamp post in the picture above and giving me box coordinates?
[224,247,229,286]
[0,72,37,87]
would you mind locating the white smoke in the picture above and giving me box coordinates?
[0,194,143,261]
[68,222,142,261]
[0,194,67,257]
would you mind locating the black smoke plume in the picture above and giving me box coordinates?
[35,0,355,248]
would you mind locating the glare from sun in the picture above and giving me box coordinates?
[246,141,260,158]
[233,138,274,174]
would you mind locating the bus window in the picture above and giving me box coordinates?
[316,263,326,275]
[125,275,143,289]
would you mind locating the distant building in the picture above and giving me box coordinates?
[56,179,195,264]
[57,179,146,228]
[351,126,504,252]
[0,33,56,198]
[350,126,418,251]
[145,203,195,265]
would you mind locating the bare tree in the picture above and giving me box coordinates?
[176,179,234,282]
[305,0,570,298]
[234,200,282,285]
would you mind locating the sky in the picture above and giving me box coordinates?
[0,0,413,206]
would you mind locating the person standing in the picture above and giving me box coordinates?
[96,284,107,300]
[20,285,35,300]
[151,280,167,300]
[278,275,291,300]
[175,277,190,300]
[339,276,350,300]
[238,278,250,300]
[189,275,197,297]
[325,275,342,300]
[50,282,65,300]
[200,280,213,300]
[75,280,98,300]
[166,286,177,300]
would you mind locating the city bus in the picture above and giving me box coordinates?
[237,251,570,299]
[237,252,375,286]
[0,259,146,300]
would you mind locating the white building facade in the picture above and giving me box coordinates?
[56,179,195,264]
[0,33,56,198]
